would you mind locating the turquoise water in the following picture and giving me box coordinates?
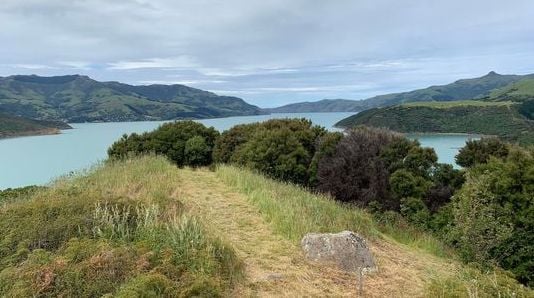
[0,113,475,189]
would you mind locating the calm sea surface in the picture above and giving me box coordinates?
[0,112,477,189]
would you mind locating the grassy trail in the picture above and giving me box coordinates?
[170,168,460,297]
[173,169,358,297]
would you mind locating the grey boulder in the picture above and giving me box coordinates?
[301,231,377,273]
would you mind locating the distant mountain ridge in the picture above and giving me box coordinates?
[0,75,263,122]
[264,99,364,113]
[267,71,534,112]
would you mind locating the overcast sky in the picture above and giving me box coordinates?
[1,0,533,107]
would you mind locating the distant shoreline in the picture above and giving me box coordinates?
[0,128,63,140]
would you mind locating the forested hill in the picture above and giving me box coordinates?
[0,113,71,138]
[264,99,364,113]
[267,71,534,112]
[336,100,534,145]
[0,75,263,122]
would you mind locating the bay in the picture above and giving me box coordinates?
[0,112,475,189]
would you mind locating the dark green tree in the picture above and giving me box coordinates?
[455,138,509,168]
[450,147,534,286]
[108,121,219,167]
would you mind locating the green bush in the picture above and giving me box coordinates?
[213,123,261,164]
[450,146,534,286]
[215,119,327,185]
[400,197,431,228]
[390,169,432,199]
[108,121,219,167]
[455,137,509,167]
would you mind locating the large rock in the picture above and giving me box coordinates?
[301,231,377,272]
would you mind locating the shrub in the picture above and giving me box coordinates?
[316,127,396,207]
[390,169,432,199]
[213,123,260,164]
[216,119,326,185]
[450,147,534,286]
[108,121,219,167]
[400,197,431,228]
[316,127,453,213]
[455,137,509,167]
[308,132,343,186]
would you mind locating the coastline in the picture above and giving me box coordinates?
[0,128,63,140]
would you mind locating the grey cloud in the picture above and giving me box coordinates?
[1,0,533,107]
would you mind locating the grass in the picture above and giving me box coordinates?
[0,156,243,297]
[489,78,534,101]
[216,164,448,255]
[215,164,533,297]
[0,156,531,297]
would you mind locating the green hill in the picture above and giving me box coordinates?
[358,71,534,107]
[264,99,365,113]
[487,78,534,102]
[336,100,534,144]
[0,156,530,296]
[0,113,71,138]
[267,72,534,113]
[0,75,263,122]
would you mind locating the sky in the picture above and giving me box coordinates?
[1,0,533,108]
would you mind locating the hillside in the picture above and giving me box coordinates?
[359,71,534,107]
[0,156,529,297]
[487,78,534,102]
[335,100,534,144]
[264,99,365,113]
[0,75,263,122]
[0,113,71,138]
[267,71,534,113]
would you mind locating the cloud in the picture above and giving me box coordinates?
[58,61,93,70]
[138,79,227,85]
[0,0,533,106]
[108,57,198,70]
[7,64,56,70]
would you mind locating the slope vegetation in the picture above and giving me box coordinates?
[0,75,263,122]
[0,113,71,138]
[358,71,534,107]
[488,78,534,102]
[0,156,530,297]
[267,71,534,112]
[264,99,364,113]
[336,101,534,145]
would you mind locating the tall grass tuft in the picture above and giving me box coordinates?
[92,202,160,241]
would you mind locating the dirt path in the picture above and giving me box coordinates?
[171,168,455,297]
[173,169,358,297]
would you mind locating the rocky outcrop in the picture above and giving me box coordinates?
[301,231,376,273]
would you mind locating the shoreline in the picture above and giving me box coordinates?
[0,128,63,140]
